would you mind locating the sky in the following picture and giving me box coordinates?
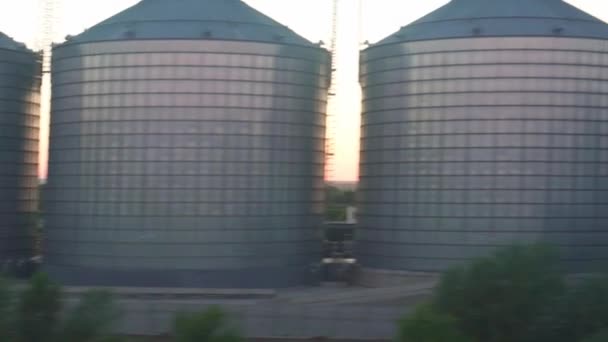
[0,0,607,181]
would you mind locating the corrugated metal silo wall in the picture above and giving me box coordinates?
[46,40,329,287]
[358,37,608,273]
[0,48,40,263]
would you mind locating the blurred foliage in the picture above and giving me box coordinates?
[580,329,608,342]
[17,273,62,342]
[325,185,356,205]
[433,245,564,342]
[325,185,355,221]
[528,275,608,342]
[326,205,347,221]
[174,306,242,342]
[404,245,608,342]
[0,273,122,342]
[0,278,16,341]
[38,183,46,213]
[60,290,122,342]
[396,304,474,342]
[431,245,566,342]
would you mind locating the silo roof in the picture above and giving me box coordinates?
[374,0,608,46]
[62,0,317,47]
[0,32,30,51]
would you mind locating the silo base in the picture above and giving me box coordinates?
[44,264,318,289]
[355,267,439,288]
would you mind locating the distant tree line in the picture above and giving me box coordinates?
[325,185,356,222]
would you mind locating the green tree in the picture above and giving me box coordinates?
[325,185,342,203]
[580,329,608,342]
[396,304,474,342]
[432,245,564,342]
[529,275,608,342]
[325,205,347,221]
[324,185,356,221]
[17,273,62,342]
[325,186,356,206]
[60,290,122,342]
[11,273,123,342]
[0,278,16,340]
[174,306,242,342]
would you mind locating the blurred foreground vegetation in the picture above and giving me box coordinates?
[397,245,608,342]
[4,245,608,341]
[0,273,122,342]
[0,273,242,342]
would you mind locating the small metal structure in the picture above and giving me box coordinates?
[45,0,330,287]
[37,0,60,74]
[358,0,608,274]
[325,0,339,180]
[0,33,41,267]
[324,223,355,259]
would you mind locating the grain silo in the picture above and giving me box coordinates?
[45,0,330,287]
[0,33,40,266]
[358,0,608,277]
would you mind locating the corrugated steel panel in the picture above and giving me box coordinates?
[45,0,330,288]
[359,0,608,274]
[0,37,40,263]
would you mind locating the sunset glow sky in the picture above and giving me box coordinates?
[1,0,607,181]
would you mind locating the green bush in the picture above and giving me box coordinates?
[325,205,347,221]
[60,290,122,342]
[416,245,608,342]
[174,306,242,342]
[528,275,608,342]
[0,278,16,340]
[0,273,123,342]
[324,185,356,221]
[396,304,474,342]
[580,329,608,342]
[432,245,564,342]
[17,273,62,342]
